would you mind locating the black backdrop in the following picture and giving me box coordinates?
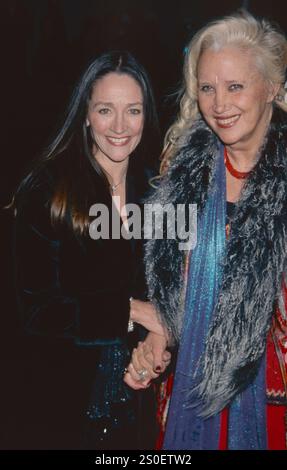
[1,0,286,449]
[2,0,287,201]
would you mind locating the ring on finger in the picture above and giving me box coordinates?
[137,368,149,382]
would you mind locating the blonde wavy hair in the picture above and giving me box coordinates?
[160,10,287,174]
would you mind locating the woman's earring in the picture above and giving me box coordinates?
[86,119,90,127]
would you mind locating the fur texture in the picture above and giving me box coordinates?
[144,108,287,416]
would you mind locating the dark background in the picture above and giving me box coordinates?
[1,0,286,449]
[2,0,287,202]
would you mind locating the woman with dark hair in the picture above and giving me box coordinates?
[13,50,162,449]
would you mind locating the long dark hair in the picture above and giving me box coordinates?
[14,51,159,233]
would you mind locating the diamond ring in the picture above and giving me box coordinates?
[137,368,149,382]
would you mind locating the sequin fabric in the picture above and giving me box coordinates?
[83,344,137,448]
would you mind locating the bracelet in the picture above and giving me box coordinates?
[128,297,134,332]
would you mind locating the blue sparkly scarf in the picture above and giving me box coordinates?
[163,145,267,450]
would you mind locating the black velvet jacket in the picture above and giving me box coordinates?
[12,154,156,449]
[14,155,153,348]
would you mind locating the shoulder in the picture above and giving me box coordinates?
[269,106,287,137]
[144,120,219,206]
[16,163,54,211]
[170,119,216,169]
[159,120,217,186]
[16,153,72,208]
[14,158,67,237]
[128,156,159,200]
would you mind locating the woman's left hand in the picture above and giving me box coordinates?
[124,341,157,389]
[124,333,171,389]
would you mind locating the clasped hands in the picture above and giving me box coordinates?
[124,299,172,389]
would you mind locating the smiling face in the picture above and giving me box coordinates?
[86,72,144,165]
[197,47,277,153]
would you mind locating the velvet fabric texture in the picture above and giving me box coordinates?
[13,153,156,449]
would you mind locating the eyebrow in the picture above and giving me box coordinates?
[198,79,247,84]
[92,101,143,106]
[225,80,247,84]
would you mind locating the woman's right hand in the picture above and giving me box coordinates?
[124,332,171,390]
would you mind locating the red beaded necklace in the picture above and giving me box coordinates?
[224,147,251,180]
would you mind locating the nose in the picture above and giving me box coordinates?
[110,112,126,134]
[212,89,230,114]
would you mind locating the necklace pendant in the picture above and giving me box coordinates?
[110,182,121,193]
[109,174,126,193]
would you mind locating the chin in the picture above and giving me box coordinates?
[219,137,239,146]
[108,153,131,163]
[214,129,242,146]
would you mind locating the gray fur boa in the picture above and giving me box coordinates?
[144,107,287,416]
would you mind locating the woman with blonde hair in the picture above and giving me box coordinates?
[126,10,287,449]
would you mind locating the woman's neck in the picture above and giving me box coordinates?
[93,149,129,186]
[225,147,258,173]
